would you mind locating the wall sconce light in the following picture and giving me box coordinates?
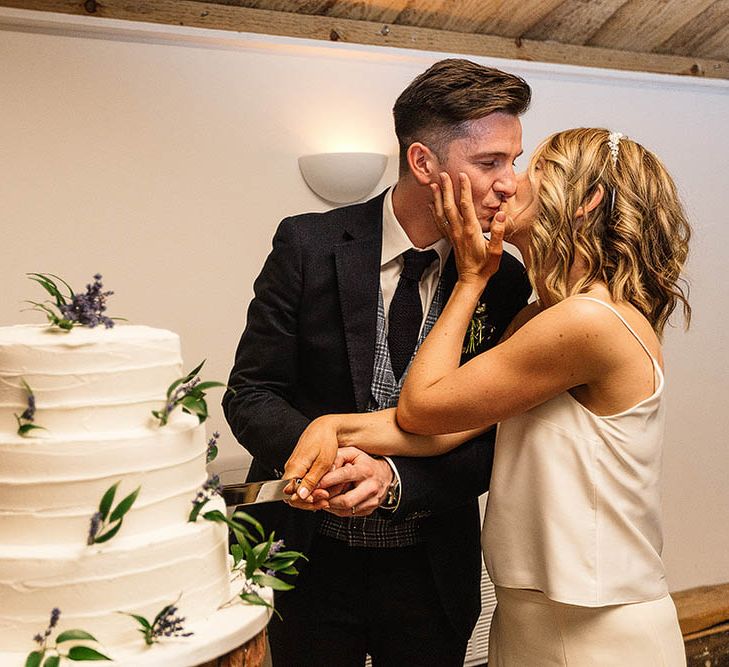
[298,152,388,204]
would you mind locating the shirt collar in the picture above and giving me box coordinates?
[382,186,450,271]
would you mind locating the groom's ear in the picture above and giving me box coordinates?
[407,142,440,186]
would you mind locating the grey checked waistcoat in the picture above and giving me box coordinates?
[318,275,447,547]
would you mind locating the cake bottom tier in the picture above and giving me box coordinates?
[0,586,271,667]
[0,517,231,653]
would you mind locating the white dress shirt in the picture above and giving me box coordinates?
[381,187,451,335]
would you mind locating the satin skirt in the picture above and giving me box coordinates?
[488,586,686,666]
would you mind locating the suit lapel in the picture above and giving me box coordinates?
[334,193,385,412]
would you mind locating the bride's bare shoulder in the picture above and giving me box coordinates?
[506,295,625,348]
[500,300,543,342]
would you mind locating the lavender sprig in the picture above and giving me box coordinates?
[188,474,222,522]
[206,431,220,464]
[152,361,227,426]
[25,608,111,665]
[25,273,122,331]
[14,379,46,438]
[59,274,115,329]
[87,482,140,545]
[124,597,193,646]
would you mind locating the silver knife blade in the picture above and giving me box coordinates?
[222,479,291,506]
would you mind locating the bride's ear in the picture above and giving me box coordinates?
[575,184,605,218]
[407,143,440,186]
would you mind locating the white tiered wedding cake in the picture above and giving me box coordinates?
[0,323,267,665]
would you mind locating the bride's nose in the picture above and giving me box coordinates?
[514,172,531,198]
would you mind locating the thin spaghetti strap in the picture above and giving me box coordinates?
[572,296,659,371]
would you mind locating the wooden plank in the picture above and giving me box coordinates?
[694,23,729,60]
[0,0,727,79]
[472,0,567,38]
[657,0,729,61]
[393,0,467,31]
[524,0,630,45]
[673,582,729,635]
[588,0,716,51]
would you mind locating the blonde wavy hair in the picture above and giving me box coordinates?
[526,127,691,336]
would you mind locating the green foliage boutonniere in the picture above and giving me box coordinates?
[463,302,496,354]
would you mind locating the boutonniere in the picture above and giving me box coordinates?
[463,302,496,354]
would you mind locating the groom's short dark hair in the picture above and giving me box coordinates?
[393,58,531,173]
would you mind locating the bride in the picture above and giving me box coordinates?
[286,127,690,665]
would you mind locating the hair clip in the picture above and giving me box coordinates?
[607,131,624,166]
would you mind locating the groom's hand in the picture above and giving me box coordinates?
[318,447,393,517]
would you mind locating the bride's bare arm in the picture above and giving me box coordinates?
[284,408,486,499]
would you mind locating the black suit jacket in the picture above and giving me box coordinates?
[223,190,531,638]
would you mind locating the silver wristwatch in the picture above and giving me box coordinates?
[379,456,401,511]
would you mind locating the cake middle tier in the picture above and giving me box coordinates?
[0,415,210,546]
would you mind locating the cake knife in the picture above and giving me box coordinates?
[221,479,297,506]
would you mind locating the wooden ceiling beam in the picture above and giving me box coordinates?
[587,0,716,52]
[524,0,630,45]
[472,0,566,38]
[1,0,727,80]
[657,0,729,61]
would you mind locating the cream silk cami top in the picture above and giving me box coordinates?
[483,297,669,607]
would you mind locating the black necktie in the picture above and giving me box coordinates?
[388,248,439,380]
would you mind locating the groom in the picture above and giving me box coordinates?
[223,59,532,666]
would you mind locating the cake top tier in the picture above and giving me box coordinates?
[0,323,180,364]
[0,324,184,436]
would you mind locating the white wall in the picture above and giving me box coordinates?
[1,9,728,592]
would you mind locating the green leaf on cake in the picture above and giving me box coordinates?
[98,483,118,522]
[230,543,244,566]
[17,423,47,437]
[179,395,208,421]
[88,483,140,545]
[182,360,205,384]
[109,487,140,523]
[14,378,46,438]
[193,381,227,392]
[24,609,110,667]
[27,272,74,306]
[126,614,152,630]
[24,273,119,330]
[230,510,265,541]
[55,630,98,644]
[25,651,43,667]
[252,573,294,591]
[152,360,229,426]
[120,596,192,646]
[66,645,111,661]
[92,521,123,544]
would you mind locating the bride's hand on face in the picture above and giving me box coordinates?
[431,171,506,286]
